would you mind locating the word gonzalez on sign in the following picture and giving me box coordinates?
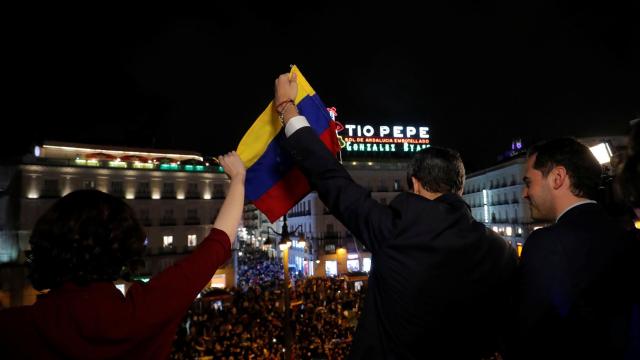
[345,143,430,152]
[344,125,429,139]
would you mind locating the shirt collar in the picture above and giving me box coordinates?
[556,200,597,222]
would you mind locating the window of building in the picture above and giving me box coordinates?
[161,209,176,226]
[163,235,173,247]
[187,234,197,247]
[162,182,175,198]
[139,208,151,225]
[111,181,123,197]
[187,208,198,218]
[394,180,401,191]
[506,226,513,236]
[325,261,337,277]
[210,274,226,288]
[213,184,225,198]
[362,258,372,272]
[187,182,199,198]
[136,182,150,198]
[82,180,95,190]
[42,179,60,197]
[347,259,360,272]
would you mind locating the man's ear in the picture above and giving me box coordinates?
[411,177,422,194]
[550,165,569,191]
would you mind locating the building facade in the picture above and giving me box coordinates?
[463,155,531,255]
[1,141,234,307]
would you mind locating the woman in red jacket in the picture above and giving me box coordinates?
[0,151,245,360]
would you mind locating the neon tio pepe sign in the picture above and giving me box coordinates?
[328,108,430,153]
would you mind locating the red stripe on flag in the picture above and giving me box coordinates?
[253,168,310,223]
[252,126,339,222]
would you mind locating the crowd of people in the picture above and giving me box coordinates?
[236,244,285,291]
[170,244,365,360]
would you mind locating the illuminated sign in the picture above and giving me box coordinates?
[340,125,430,153]
[344,125,429,139]
[330,107,430,154]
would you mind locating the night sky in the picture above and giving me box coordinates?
[7,2,639,171]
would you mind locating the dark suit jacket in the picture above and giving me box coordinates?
[285,126,518,360]
[512,203,637,360]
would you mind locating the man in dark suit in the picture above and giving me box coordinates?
[274,73,518,359]
[512,138,636,359]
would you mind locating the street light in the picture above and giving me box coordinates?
[265,215,304,360]
[297,233,306,248]
[262,236,274,257]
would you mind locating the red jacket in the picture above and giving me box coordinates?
[0,228,231,359]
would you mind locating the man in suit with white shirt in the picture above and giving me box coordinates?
[512,137,636,360]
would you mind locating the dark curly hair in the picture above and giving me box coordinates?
[527,137,603,200]
[28,189,146,290]
[406,146,465,194]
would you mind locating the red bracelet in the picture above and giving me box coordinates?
[275,98,294,112]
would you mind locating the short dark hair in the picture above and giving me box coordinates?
[28,189,146,290]
[527,137,602,199]
[407,146,465,194]
[615,120,640,207]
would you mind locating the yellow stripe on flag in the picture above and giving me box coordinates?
[237,65,316,168]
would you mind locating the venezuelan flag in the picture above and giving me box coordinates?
[237,66,339,222]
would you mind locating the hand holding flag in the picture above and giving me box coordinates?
[237,66,340,222]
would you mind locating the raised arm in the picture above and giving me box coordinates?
[213,151,246,244]
[275,72,393,253]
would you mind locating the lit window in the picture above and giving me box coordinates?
[325,261,338,277]
[347,259,360,272]
[187,234,197,247]
[362,258,372,272]
[506,226,513,236]
[163,235,173,247]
